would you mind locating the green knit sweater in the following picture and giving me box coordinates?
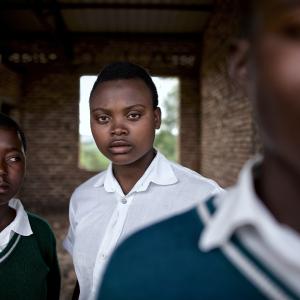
[0,213,60,300]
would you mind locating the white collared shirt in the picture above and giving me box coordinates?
[0,198,33,252]
[64,151,222,300]
[198,157,300,297]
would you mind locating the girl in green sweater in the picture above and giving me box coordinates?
[0,112,60,300]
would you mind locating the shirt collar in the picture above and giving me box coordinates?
[8,198,33,237]
[198,156,300,256]
[93,151,178,194]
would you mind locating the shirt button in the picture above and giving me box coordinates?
[100,254,106,261]
[121,198,127,204]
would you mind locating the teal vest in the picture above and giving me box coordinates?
[99,197,300,300]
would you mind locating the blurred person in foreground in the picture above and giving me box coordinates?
[98,1,300,299]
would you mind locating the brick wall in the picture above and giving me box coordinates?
[180,76,200,170]
[200,0,260,187]
[19,67,92,211]
[0,64,21,120]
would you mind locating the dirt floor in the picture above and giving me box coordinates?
[44,213,76,300]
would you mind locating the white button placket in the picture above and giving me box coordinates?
[91,193,134,298]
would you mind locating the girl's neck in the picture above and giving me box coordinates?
[113,149,156,195]
[255,152,300,234]
[0,203,16,232]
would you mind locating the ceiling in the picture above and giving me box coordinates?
[0,0,214,35]
[0,0,214,61]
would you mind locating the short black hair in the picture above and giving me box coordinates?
[0,112,27,152]
[90,62,158,108]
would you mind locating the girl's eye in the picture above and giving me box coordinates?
[127,112,141,120]
[7,156,21,163]
[97,115,110,124]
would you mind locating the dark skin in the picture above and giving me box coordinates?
[230,0,300,234]
[0,205,15,232]
[111,149,156,194]
[71,79,162,298]
[257,153,300,233]
[0,128,25,232]
[90,79,161,194]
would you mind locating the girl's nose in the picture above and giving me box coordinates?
[111,119,128,136]
[111,127,128,136]
[0,160,7,176]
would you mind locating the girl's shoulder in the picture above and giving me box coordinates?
[27,212,56,246]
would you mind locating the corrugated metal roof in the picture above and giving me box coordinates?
[63,9,209,33]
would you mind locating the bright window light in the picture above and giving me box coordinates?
[79,76,179,171]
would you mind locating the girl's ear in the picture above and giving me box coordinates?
[154,107,161,130]
[228,39,251,87]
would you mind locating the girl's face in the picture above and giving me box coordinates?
[248,1,300,170]
[231,1,300,171]
[0,128,25,206]
[90,79,161,167]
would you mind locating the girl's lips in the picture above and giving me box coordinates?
[0,183,9,194]
[109,140,132,154]
[110,140,131,147]
[109,145,132,154]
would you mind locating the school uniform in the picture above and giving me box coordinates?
[0,198,60,300]
[63,151,221,300]
[98,158,300,300]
